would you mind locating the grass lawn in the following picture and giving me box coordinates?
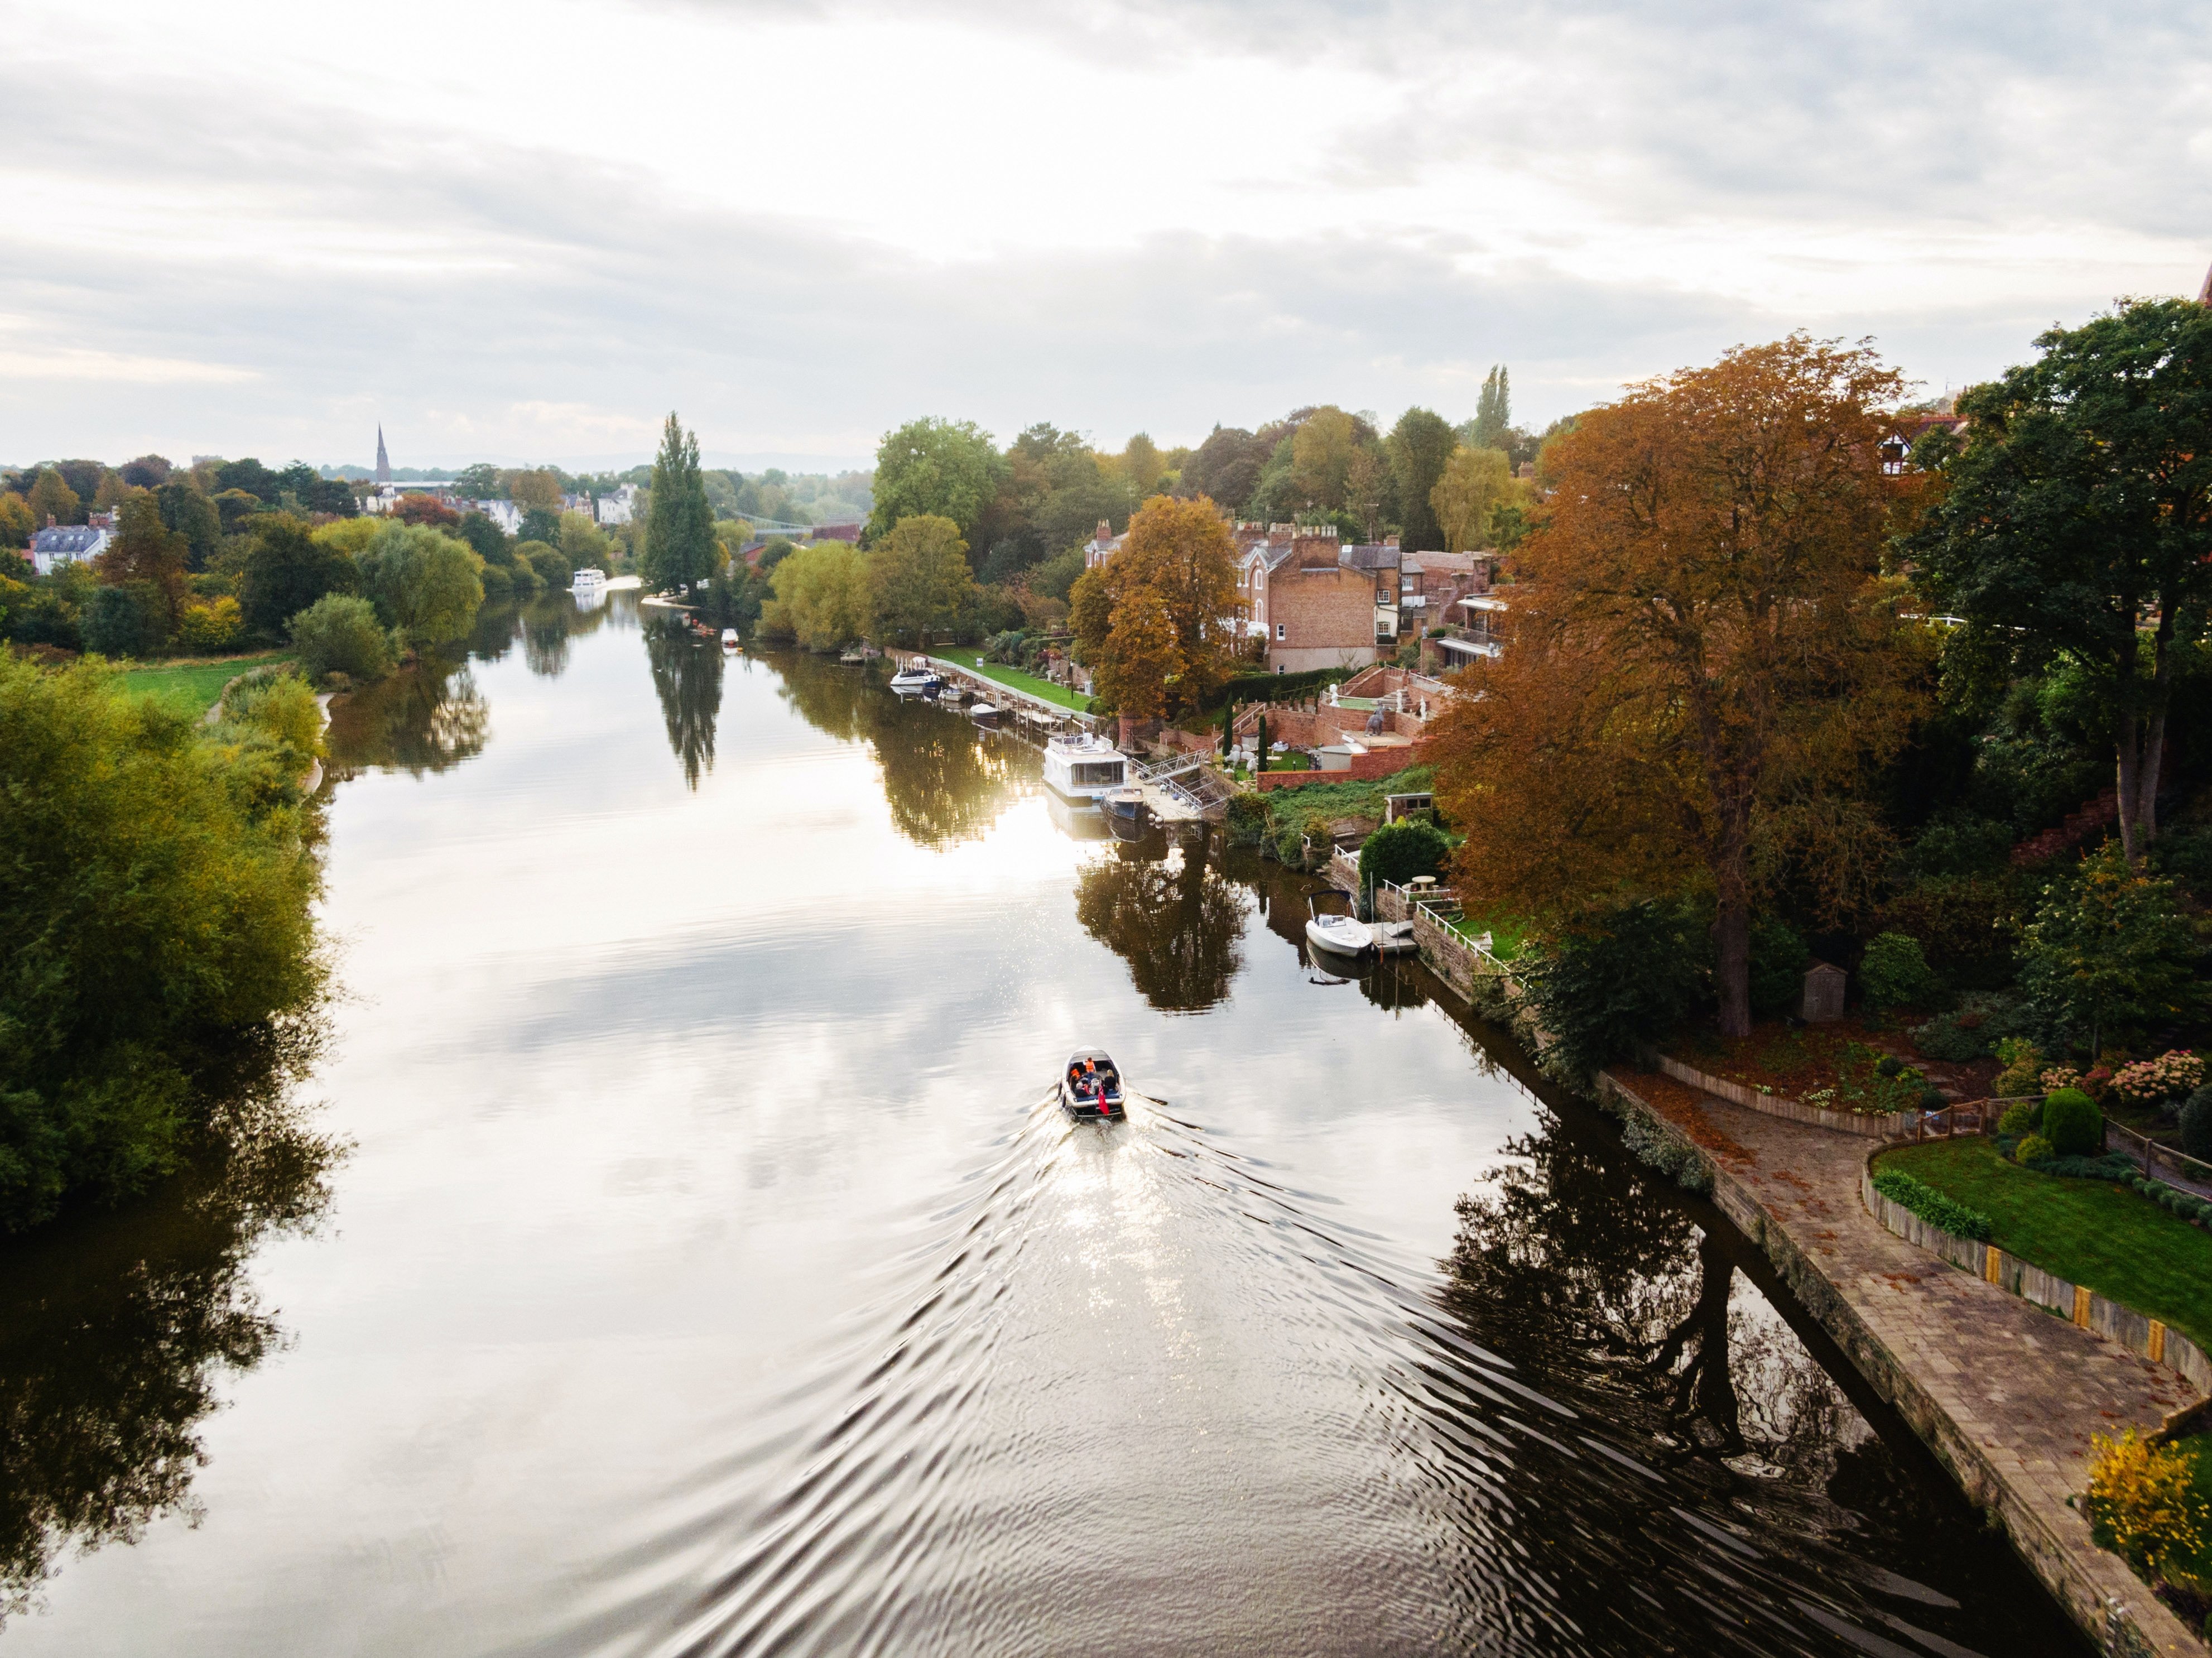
[119,650,297,718]
[1878,1137,2212,1350]
[931,647,1093,713]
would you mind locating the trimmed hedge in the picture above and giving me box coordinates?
[1872,1169,1995,1241]
[2043,1087,2103,1157]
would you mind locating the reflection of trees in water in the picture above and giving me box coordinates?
[1075,826,1247,1011]
[646,617,725,789]
[324,653,491,778]
[469,592,627,677]
[0,1095,342,1622]
[770,650,1033,847]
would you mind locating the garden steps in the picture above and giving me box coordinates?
[1601,1069,2208,1658]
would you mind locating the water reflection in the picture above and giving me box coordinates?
[323,652,490,778]
[645,616,725,788]
[772,651,1035,846]
[0,1112,341,1624]
[1074,825,1247,1011]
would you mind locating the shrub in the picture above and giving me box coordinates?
[1998,1101,2040,1138]
[2042,1088,2103,1157]
[288,593,393,685]
[173,595,242,652]
[2016,1133,2055,1165]
[516,539,570,588]
[2085,1430,2206,1586]
[1358,819,1450,891]
[219,667,323,758]
[1859,931,1940,1011]
[2039,1152,2136,1181]
[1521,900,1701,1078]
[1912,1012,1991,1064]
[1747,919,1809,1016]
[2183,1088,2212,1163]
[1871,1168,1994,1239]
[477,561,514,602]
[1225,791,1267,848]
[2041,1065,2084,1094]
[2111,1050,2205,1108]
[1993,1039,2044,1098]
[80,581,167,658]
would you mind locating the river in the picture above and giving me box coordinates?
[0,590,2084,1655]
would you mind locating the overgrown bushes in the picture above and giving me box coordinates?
[1521,900,1702,1078]
[289,593,393,685]
[1871,1167,1994,1239]
[1358,819,1449,890]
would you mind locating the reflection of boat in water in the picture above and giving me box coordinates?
[720,629,742,650]
[1042,730,1128,801]
[1057,1048,1125,1119]
[1045,791,1112,840]
[889,662,941,695]
[1374,919,1417,955]
[839,647,866,665]
[969,701,1002,728]
[1305,900,1374,959]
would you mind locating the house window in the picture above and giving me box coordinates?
[1275,623,1286,640]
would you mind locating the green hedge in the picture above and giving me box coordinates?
[1872,1169,1994,1241]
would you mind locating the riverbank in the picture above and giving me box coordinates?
[120,648,296,717]
[1600,1067,2208,1657]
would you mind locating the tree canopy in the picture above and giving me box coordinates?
[1430,445,1513,555]
[1070,495,1239,735]
[641,412,717,593]
[1427,336,1928,1035]
[1907,297,2212,859]
[240,518,360,636]
[865,417,1006,545]
[358,522,485,650]
[1388,408,1455,552]
[868,514,974,645]
[762,540,871,651]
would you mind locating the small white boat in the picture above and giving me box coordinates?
[889,661,941,695]
[720,629,741,650]
[1374,919,1417,956]
[1305,911,1374,957]
[969,701,1002,728]
[1058,1049,1125,1119]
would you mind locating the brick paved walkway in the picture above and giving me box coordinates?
[1610,1070,2207,1658]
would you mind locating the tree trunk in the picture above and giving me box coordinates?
[1714,896,1752,1039]
[2117,707,2142,863]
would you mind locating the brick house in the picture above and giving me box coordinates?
[1397,551,1490,641]
[1234,523,1407,674]
[1081,518,1126,569]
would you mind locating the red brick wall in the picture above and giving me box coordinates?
[1254,743,1429,789]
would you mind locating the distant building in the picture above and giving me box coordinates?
[29,522,111,575]
[1081,518,1126,569]
[1233,522,1403,674]
[474,499,523,535]
[375,425,391,486]
[809,522,862,543]
[597,483,638,527]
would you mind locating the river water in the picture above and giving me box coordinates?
[1,591,2083,1656]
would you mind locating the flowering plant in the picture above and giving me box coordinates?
[2038,1065,2082,1094]
[2109,1050,2203,1105]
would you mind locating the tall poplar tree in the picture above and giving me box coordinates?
[1472,366,1511,450]
[642,412,715,594]
[1389,408,1456,553]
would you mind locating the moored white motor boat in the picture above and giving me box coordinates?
[570,566,608,593]
[889,661,941,695]
[1057,1048,1125,1119]
[720,629,741,650]
[969,701,1001,728]
[1305,910,1374,957]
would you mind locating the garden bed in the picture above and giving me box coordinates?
[1676,1018,1992,1114]
[1875,1138,2212,1351]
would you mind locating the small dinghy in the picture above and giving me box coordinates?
[1374,919,1417,956]
[720,629,742,650]
[969,701,1002,728]
[1059,1049,1125,1119]
[1305,907,1374,958]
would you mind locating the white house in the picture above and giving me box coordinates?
[473,499,524,535]
[28,523,111,575]
[597,484,639,527]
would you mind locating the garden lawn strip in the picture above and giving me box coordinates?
[1878,1137,2212,1352]
[929,647,1093,713]
[120,651,297,719]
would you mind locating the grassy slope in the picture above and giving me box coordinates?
[119,650,296,718]
[1879,1137,2212,1349]
[931,647,1093,713]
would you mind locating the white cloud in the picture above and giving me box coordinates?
[0,0,2203,467]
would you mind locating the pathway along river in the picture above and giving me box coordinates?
[2,590,2084,1656]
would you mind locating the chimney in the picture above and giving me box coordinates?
[46,514,56,528]
[1097,519,1112,545]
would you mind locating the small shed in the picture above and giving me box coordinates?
[1801,961,1848,1023]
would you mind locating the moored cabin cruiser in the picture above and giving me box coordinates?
[1058,1049,1124,1119]
[1041,730,1129,802]
[889,660,941,695]
[570,566,607,593]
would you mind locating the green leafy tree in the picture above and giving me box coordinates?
[1522,900,1703,1079]
[1910,297,2212,857]
[1388,407,1456,552]
[2018,843,2201,1055]
[0,492,32,548]
[864,417,1007,544]
[451,462,501,498]
[154,481,223,571]
[761,540,871,650]
[454,511,511,564]
[0,656,324,1232]
[1430,445,1513,554]
[239,519,360,636]
[868,514,974,645]
[80,584,167,658]
[98,496,190,635]
[358,523,485,651]
[288,593,393,684]
[640,412,716,593]
[1471,364,1512,450]
[26,469,79,528]
[1290,408,1358,511]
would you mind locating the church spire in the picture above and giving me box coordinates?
[375,424,391,484]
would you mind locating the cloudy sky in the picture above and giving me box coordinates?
[3,0,2206,472]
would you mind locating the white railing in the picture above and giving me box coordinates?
[1136,748,1211,782]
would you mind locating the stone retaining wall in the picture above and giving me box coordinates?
[1650,1053,1913,1140]
[1860,1164,2212,1398]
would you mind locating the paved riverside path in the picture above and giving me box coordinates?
[1609,1070,2208,1658]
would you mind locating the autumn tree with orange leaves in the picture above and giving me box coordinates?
[1070,494,1240,744]
[1427,337,1930,1037]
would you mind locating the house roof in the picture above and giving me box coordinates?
[30,526,107,554]
[1339,543,1401,571]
